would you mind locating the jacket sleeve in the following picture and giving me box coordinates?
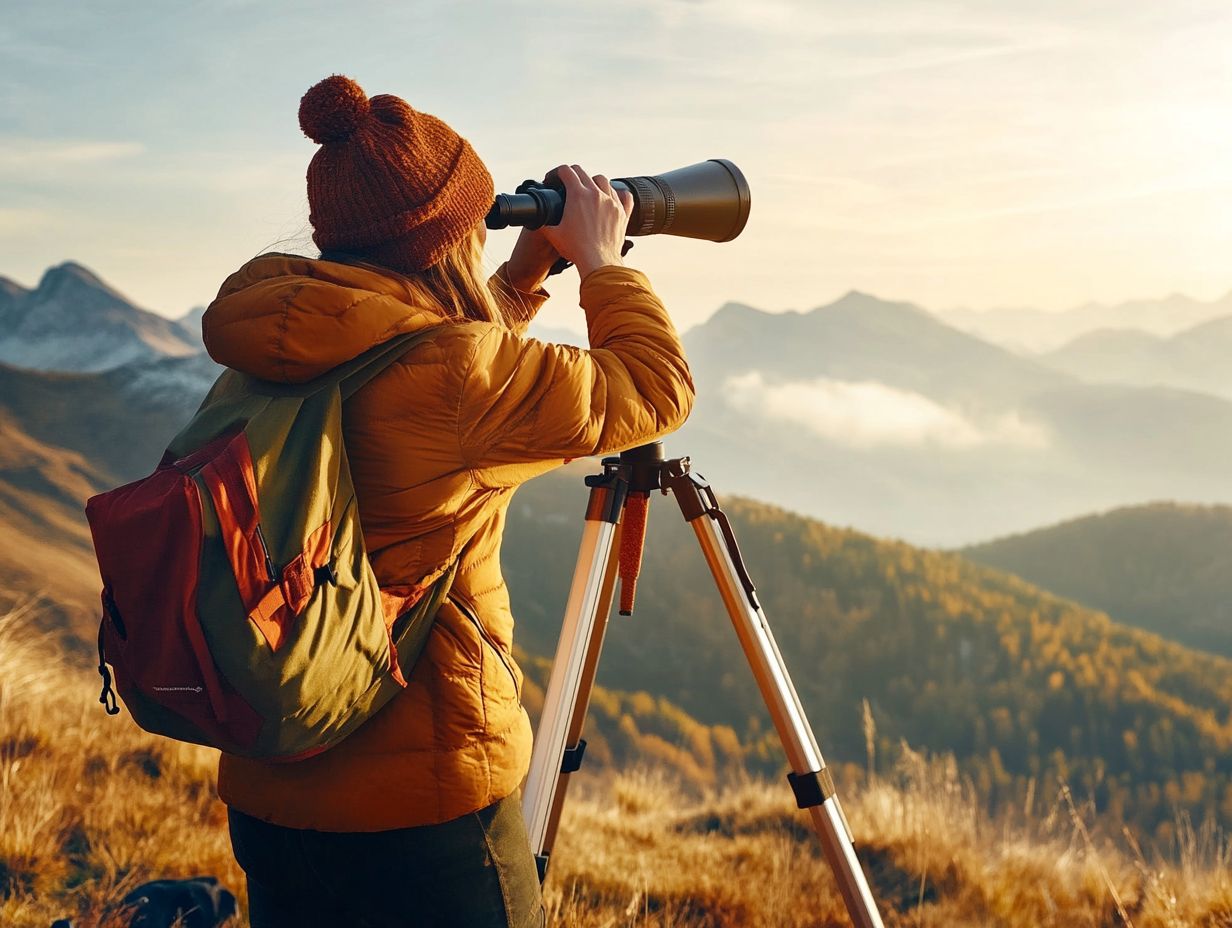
[488,262,549,337]
[459,265,695,467]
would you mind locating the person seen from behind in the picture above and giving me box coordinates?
[200,74,695,927]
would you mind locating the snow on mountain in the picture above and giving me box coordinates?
[105,352,222,403]
[0,262,200,372]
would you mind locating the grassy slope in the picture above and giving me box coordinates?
[0,360,208,645]
[0,418,108,646]
[4,606,1232,927]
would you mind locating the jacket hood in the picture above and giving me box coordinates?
[202,254,447,383]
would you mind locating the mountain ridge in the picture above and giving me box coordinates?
[674,288,1232,544]
[1041,311,1232,400]
[0,261,200,373]
[939,290,1232,351]
[962,501,1232,658]
[11,259,1232,544]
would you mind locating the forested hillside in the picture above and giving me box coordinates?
[506,467,1232,836]
[964,502,1232,657]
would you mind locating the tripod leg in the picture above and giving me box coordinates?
[522,469,626,881]
[663,461,886,928]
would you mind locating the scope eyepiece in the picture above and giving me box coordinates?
[486,181,565,231]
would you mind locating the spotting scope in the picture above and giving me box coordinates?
[486,159,751,243]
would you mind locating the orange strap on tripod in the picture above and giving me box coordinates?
[618,491,650,615]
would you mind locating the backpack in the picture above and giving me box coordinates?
[85,330,455,761]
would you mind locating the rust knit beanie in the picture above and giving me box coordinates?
[297,75,494,273]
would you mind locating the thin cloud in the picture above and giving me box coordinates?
[0,140,145,171]
[724,372,1050,450]
[917,169,1232,227]
[840,35,1071,78]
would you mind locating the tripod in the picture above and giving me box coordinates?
[521,443,885,928]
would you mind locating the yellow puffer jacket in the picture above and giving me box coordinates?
[201,254,694,831]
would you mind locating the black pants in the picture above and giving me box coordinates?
[228,794,545,928]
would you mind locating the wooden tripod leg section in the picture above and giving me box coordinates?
[522,473,626,881]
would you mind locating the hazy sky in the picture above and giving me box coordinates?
[1,0,1229,332]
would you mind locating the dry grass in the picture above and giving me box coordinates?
[3,601,1231,927]
[0,595,236,927]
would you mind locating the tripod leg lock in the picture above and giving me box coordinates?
[561,739,588,774]
[787,767,837,809]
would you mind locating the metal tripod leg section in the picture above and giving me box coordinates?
[663,459,886,928]
[521,470,625,880]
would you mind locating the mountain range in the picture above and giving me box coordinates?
[7,260,1232,548]
[672,291,1232,544]
[939,291,1232,353]
[504,472,1232,832]
[0,354,220,641]
[1039,316,1232,400]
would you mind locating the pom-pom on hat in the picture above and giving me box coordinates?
[298,75,494,273]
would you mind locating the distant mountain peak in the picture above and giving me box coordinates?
[0,260,199,373]
[690,300,779,334]
[39,260,102,286]
[35,261,131,305]
[816,289,931,322]
[713,300,772,318]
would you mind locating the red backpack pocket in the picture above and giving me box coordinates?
[86,438,262,752]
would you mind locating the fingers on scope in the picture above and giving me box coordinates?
[556,164,625,210]
[571,164,600,192]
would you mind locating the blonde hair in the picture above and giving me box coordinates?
[410,226,504,325]
[354,224,503,326]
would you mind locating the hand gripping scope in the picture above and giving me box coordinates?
[485,159,751,243]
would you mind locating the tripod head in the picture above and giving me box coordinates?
[587,442,758,616]
[601,441,666,493]
[587,443,665,615]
